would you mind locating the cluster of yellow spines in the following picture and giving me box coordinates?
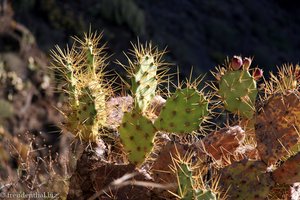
[51,31,111,142]
[118,41,169,116]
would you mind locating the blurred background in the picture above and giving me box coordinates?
[0,0,299,193]
[9,0,300,75]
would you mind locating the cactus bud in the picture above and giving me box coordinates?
[253,68,263,80]
[243,57,252,70]
[230,56,243,70]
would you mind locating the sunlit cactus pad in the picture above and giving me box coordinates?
[131,54,157,112]
[119,110,156,165]
[218,70,257,119]
[154,88,208,134]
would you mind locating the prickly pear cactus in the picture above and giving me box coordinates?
[214,57,259,119]
[255,91,300,165]
[177,163,194,200]
[132,54,157,113]
[51,32,110,142]
[219,159,274,200]
[119,110,156,165]
[272,151,300,185]
[121,43,167,114]
[154,87,209,134]
[176,162,217,200]
[72,87,98,141]
[118,86,209,166]
[50,32,300,199]
[255,65,300,165]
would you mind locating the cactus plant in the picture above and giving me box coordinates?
[171,152,218,200]
[255,91,300,165]
[119,110,156,165]
[48,31,300,199]
[177,163,194,200]
[255,64,300,165]
[219,159,274,200]
[119,85,210,166]
[131,51,157,113]
[117,44,210,166]
[72,87,99,141]
[119,42,168,115]
[212,56,260,119]
[272,151,300,185]
[119,83,210,166]
[154,87,209,134]
[51,31,111,142]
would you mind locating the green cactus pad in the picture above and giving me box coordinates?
[219,70,257,119]
[51,32,110,142]
[177,163,216,200]
[76,88,97,125]
[119,110,156,165]
[177,163,194,200]
[154,88,208,134]
[219,159,273,200]
[72,87,99,141]
[132,55,157,112]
